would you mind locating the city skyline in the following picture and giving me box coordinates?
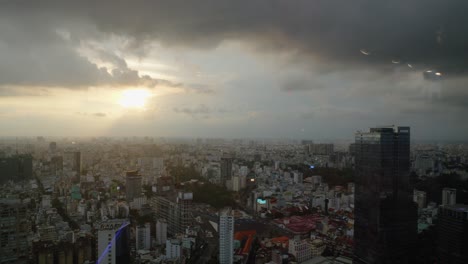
[1,1,468,140]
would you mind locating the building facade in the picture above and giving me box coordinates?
[437,204,468,264]
[353,126,417,263]
[125,170,142,202]
[219,208,234,264]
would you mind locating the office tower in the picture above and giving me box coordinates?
[219,207,234,264]
[0,154,33,184]
[64,151,81,174]
[0,201,31,263]
[136,223,151,250]
[152,192,193,235]
[437,204,468,263]
[353,126,417,263]
[220,156,233,184]
[156,219,168,245]
[125,170,142,202]
[96,220,130,264]
[442,188,457,206]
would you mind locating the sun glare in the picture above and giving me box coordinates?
[118,89,152,109]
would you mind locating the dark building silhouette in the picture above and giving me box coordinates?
[437,204,468,264]
[64,151,81,175]
[0,154,33,184]
[353,126,417,264]
[220,156,233,183]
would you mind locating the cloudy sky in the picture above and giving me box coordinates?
[1,1,468,140]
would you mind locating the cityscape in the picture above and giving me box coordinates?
[1,128,468,263]
[2,1,468,264]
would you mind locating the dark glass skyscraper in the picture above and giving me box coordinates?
[437,204,468,263]
[353,126,417,264]
[0,154,33,184]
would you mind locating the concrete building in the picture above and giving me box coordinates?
[165,239,182,260]
[442,188,457,206]
[437,204,468,263]
[136,223,151,250]
[151,192,193,235]
[219,208,234,264]
[125,170,142,202]
[156,219,168,245]
[288,237,312,263]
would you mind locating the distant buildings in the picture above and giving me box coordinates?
[437,204,468,263]
[219,208,234,264]
[442,188,457,206]
[0,154,33,184]
[353,126,417,263]
[305,143,334,156]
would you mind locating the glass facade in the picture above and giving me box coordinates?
[354,126,417,264]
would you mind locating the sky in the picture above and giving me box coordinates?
[1,1,468,140]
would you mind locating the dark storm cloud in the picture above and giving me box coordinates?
[1,0,467,88]
[5,0,467,73]
[0,10,181,90]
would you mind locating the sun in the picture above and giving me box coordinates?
[118,89,152,109]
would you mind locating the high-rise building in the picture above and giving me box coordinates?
[353,126,417,263]
[64,151,81,174]
[49,142,57,152]
[96,220,130,264]
[165,239,182,260]
[156,219,168,245]
[442,188,457,206]
[0,200,31,263]
[125,170,142,202]
[136,223,151,250]
[437,204,468,263]
[219,207,234,264]
[151,192,193,235]
[0,154,33,184]
[220,156,233,185]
